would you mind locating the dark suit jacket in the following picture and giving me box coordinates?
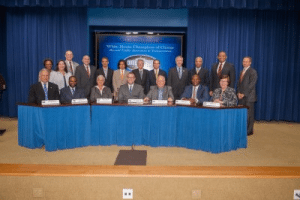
[0,74,6,91]
[75,65,96,98]
[95,67,114,93]
[180,84,210,104]
[118,83,145,103]
[28,82,60,104]
[146,85,174,100]
[148,69,167,87]
[90,86,112,102]
[189,67,209,86]
[237,67,258,103]
[167,67,189,100]
[210,62,235,91]
[60,86,86,104]
[132,69,149,94]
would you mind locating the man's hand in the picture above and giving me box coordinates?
[237,93,244,99]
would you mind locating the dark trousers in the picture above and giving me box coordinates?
[239,98,255,134]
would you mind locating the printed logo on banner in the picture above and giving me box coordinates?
[124,55,156,71]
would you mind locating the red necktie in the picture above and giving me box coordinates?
[217,63,223,78]
[86,66,90,77]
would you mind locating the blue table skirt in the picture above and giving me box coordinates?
[18,105,91,151]
[18,105,247,153]
[91,105,247,153]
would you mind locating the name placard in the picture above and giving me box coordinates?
[71,98,88,104]
[152,100,168,105]
[203,102,221,108]
[175,100,191,105]
[128,99,144,104]
[96,98,112,104]
[41,100,60,106]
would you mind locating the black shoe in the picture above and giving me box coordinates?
[247,132,253,136]
[0,129,6,136]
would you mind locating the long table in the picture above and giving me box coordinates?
[18,104,247,153]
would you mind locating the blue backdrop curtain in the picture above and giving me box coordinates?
[1,7,87,117]
[186,8,300,122]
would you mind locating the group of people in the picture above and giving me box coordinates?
[28,50,257,136]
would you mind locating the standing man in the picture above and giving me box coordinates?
[181,74,210,104]
[75,55,96,98]
[148,59,167,87]
[65,50,79,75]
[189,57,209,86]
[167,55,189,100]
[237,56,258,136]
[60,76,85,104]
[132,59,149,95]
[210,51,235,96]
[28,69,60,104]
[95,57,114,93]
[0,73,6,135]
[118,72,144,103]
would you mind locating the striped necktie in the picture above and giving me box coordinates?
[43,84,48,100]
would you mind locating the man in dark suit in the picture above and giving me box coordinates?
[144,75,174,101]
[148,59,167,87]
[75,55,96,98]
[95,57,114,93]
[28,69,60,104]
[0,73,6,135]
[237,56,258,136]
[209,51,235,96]
[167,55,189,100]
[132,59,149,95]
[189,57,209,86]
[181,74,210,104]
[118,72,144,103]
[65,50,79,75]
[60,76,86,104]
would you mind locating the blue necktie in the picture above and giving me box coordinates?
[178,67,182,79]
[43,84,48,100]
[71,88,75,95]
[129,86,132,94]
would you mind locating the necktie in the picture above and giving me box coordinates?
[63,76,67,88]
[71,88,75,95]
[104,69,107,78]
[196,68,200,74]
[155,70,158,79]
[121,70,124,79]
[69,61,73,75]
[43,84,48,100]
[139,70,143,79]
[192,86,196,99]
[129,85,132,94]
[178,68,182,79]
[217,63,223,78]
[240,69,246,83]
[86,66,90,77]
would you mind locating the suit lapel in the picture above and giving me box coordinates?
[38,83,45,99]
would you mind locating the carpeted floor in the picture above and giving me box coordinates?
[0,117,299,166]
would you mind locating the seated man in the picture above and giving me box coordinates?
[118,72,144,103]
[180,74,210,104]
[28,69,60,104]
[144,75,173,102]
[60,76,85,104]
